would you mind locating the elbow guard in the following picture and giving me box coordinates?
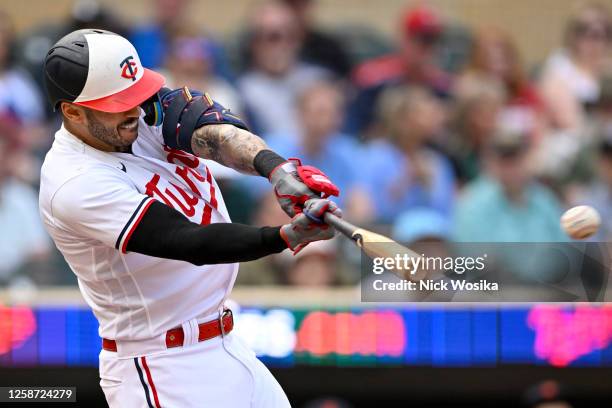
[142,87,248,153]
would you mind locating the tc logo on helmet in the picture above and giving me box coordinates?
[120,56,138,81]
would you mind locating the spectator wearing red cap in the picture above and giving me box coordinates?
[346,5,453,136]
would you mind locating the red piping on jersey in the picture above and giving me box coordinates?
[141,356,162,408]
[201,204,212,225]
[205,167,218,209]
[200,166,217,225]
[121,199,155,253]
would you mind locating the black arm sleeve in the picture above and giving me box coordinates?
[126,201,287,265]
[253,149,287,178]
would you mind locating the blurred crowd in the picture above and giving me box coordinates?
[2,0,612,287]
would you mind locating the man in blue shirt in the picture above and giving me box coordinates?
[129,0,232,79]
[453,130,567,242]
[245,81,363,209]
[360,86,455,224]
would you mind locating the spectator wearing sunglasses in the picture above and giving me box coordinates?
[238,0,330,137]
[539,2,611,132]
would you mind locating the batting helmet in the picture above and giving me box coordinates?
[43,29,165,113]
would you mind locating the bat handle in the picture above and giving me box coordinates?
[323,213,363,246]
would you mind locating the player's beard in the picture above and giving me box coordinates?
[85,110,138,153]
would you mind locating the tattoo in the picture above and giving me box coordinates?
[191,125,267,175]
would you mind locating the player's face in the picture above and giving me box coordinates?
[84,107,141,149]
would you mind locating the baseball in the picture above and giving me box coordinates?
[560,205,601,240]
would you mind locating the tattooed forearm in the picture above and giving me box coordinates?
[191,124,267,175]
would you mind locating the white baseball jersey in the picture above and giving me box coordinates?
[39,118,238,341]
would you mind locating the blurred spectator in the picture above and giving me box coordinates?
[164,35,244,115]
[282,0,352,77]
[593,75,612,127]
[234,191,289,285]
[364,208,453,301]
[446,77,506,184]
[280,239,338,286]
[347,4,452,135]
[129,0,232,78]
[457,26,543,136]
[16,0,126,94]
[0,115,50,285]
[163,33,248,186]
[523,380,573,408]
[238,0,329,136]
[161,30,249,182]
[453,129,566,242]
[392,207,451,244]
[392,208,452,285]
[250,81,364,208]
[361,86,455,223]
[0,12,47,178]
[578,125,612,240]
[544,75,612,189]
[129,0,189,68]
[435,20,473,75]
[164,35,250,185]
[535,3,612,185]
[0,12,45,126]
[539,2,611,131]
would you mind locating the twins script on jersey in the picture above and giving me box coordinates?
[39,117,238,342]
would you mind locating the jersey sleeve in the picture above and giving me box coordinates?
[50,168,156,253]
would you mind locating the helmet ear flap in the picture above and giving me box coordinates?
[142,92,163,126]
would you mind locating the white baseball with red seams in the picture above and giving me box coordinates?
[560,205,601,240]
[39,119,291,407]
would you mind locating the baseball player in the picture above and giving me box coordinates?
[39,29,341,407]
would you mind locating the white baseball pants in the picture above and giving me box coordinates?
[99,332,291,407]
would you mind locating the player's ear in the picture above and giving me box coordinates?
[61,102,86,124]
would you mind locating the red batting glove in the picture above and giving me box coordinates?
[269,158,340,217]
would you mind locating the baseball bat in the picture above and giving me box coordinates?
[323,213,426,281]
